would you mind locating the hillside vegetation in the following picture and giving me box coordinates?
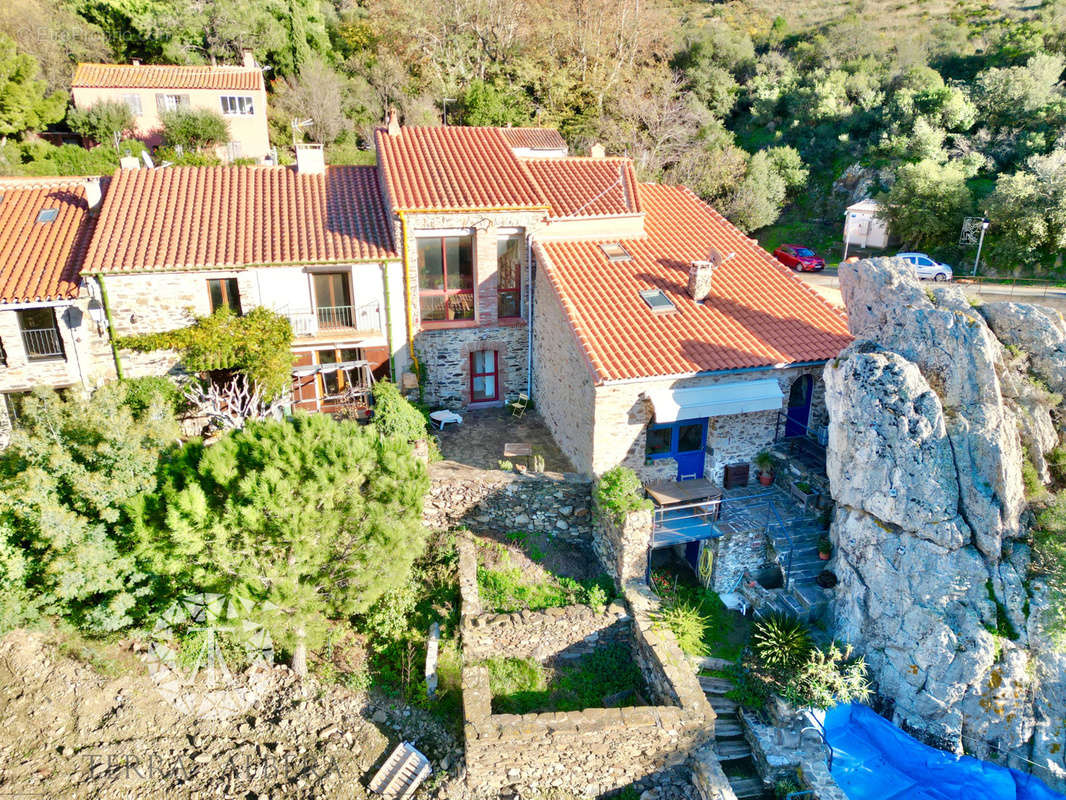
[3,0,1066,273]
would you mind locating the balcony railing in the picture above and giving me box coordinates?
[285,302,383,337]
[21,327,64,360]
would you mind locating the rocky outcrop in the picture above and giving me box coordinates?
[980,302,1066,396]
[826,257,1066,789]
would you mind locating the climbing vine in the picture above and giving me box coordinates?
[116,308,294,398]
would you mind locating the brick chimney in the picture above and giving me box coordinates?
[688,260,714,302]
[387,108,401,137]
[590,142,605,158]
[83,177,103,211]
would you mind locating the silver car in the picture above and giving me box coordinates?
[896,252,953,281]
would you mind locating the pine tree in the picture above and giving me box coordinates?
[127,413,429,674]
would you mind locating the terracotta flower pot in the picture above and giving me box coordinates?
[818,551,830,560]
[758,472,773,486]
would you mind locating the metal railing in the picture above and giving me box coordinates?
[21,327,64,360]
[285,302,383,336]
[774,410,827,446]
[960,276,1066,299]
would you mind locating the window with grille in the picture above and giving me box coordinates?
[17,308,64,361]
[155,94,190,113]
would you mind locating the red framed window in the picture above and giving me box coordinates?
[470,350,499,402]
[418,236,474,322]
[497,236,521,318]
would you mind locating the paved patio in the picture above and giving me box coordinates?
[434,408,576,473]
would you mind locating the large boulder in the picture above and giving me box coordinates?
[827,257,1066,789]
[980,302,1066,396]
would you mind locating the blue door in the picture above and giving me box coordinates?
[646,418,708,480]
[784,375,813,438]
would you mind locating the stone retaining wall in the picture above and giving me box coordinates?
[464,603,631,662]
[456,534,717,796]
[425,461,592,542]
[590,498,653,588]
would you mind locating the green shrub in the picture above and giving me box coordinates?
[1048,447,1066,487]
[485,656,548,698]
[654,599,710,657]
[752,613,812,674]
[781,641,871,710]
[722,661,773,710]
[160,108,229,151]
[585,583,608,613]
[594,466,652,524]
[361,581,419,649]
[372,380,431,444]
[120,376,182,420]
[1023,457,1049,501]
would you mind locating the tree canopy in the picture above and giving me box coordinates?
[126,413,429,672]
[0,33,66,136]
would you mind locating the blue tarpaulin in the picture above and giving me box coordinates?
[823,703,1065,800]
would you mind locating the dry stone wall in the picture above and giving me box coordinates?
[590,497,654,587]
[464,604,631,663]
[424,461,592,542]
[455,535,716,797]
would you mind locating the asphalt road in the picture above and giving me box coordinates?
[793,267,1066,314]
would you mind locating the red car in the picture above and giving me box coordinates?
[773,244,826,272]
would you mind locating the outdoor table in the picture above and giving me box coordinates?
[503,442,532,466]
[644,478,723,521]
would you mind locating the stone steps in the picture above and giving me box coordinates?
[706,695,738,716]
[698,676,734,695]
[691,655,733,671]
[730,776,767,799]
[715,740,753,761]
[714,719,744,739]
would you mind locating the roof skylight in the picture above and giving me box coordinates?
[639,289,676,314]
[36,208,58,224]
[600,242,632,262]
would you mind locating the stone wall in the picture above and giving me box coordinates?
[592,366,828,482]
[456,535,717,797]
[530,254,597,474]
[424,461,592,542]
[464,603,631,662]
[710,523,769,594]
[416,323,528,407]
[590,496,654,588]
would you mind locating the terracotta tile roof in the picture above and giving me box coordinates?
[72,62,264,91]
[498,127,568,151]
[375,126,548,211]
[0,177,104,305]
[537,183,852,382]
[522,157,641,218]
[84,166,396,273]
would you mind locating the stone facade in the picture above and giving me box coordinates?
[456,534,717,797]
[709,525,769,595]
[590,498,654,588]
[398,210,542,408]
[530,250,598,473]
[423,461,592,541]
[0,300,115,396]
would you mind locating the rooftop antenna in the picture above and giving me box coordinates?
[290,118,313,149]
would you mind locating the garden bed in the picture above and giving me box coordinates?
[474,533,613,613]
[484,641,649,714]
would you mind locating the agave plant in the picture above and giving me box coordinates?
[752,613,812,673]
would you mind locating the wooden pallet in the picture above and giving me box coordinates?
[368,742,431,799]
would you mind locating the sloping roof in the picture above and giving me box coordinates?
[498,127,568,151]
[537,183,852,382]
[375,126,548,211]
[0,177,103,305]
[522,157,641,218]
[84,166,396,273]
[72,62,264,91]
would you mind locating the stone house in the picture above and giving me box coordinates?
[0,176,116,441]
[532,182,852,481]
[80,146,407,414]
[373,118,851,481]
[71,54,271,162]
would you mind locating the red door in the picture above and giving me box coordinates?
[470,351,499,402]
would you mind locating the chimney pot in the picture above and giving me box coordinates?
[590,142,605,158]
[387,108,401,137]
[688,260,714,302]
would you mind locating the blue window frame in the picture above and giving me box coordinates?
[645,418,708,480]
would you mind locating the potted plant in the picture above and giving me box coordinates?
[817,536,832,560]
[790,479,819,510]
[754,450,775,486]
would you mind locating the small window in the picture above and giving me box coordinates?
[155,93,190,113]
[36,209,58,224]
[639,289,676,314]
[207,278,242,315]
[122,93,142,115]
[497,235,522,318]
[600,242,632,262]
[17,308,64,361]
[645,426,671,458]
[220,95,255,116]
